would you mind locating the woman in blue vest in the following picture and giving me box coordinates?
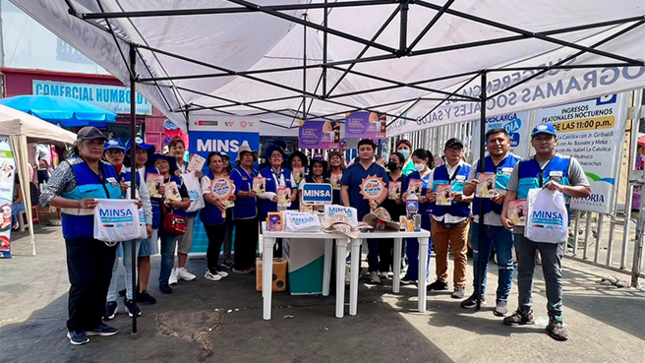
[401,149,434,284]
[149,153,191,294]
[200,152,233,281]
[123,138,158,305]
[325,151,346,205]
[258,145,297,257]
[103,138,150,320]
[39,127,122,345]
[427,138,472,299]
[229,143,260,274]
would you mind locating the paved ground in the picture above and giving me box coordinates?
[1,226,644,363]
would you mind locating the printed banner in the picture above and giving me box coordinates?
[299,120,340,149]
[472,111,532,159]
[188,114,260,254]
[345,111,386,139]
[535,94,627,214]
[301,183,333,205]
[0,137,16,258]
[33,80,152,115]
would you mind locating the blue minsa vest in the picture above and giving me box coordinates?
[199,170,226,226]
[405,170,432,216]
[517,155,571,224]
[231,166,259,219]
[142,166,161,229]
[259,166,294,219]
[432,163,472,217]
[60,157,121,239]
[472,154,521,216]
[119,166,141,198]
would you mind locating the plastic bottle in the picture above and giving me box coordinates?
[406,191,419,232]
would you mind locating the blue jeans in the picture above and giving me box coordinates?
[470,222,514,301]
[159,230,180,287]
[403,215,432,280]
[514,234,564,317]
[107,240,141,301]
[11,202,24,224]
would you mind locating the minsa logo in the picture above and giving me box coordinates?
[303,189,332,198]
[532,211,564,220]
[99,209,133,218]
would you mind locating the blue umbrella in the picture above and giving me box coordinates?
[0,95,117,127]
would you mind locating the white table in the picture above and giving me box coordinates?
[261,223,431,320]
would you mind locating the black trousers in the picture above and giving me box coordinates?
[204,223,227,273]
[234,218,258,270]
[378,239,394,272]
[65,238,117,331]
[222,209,234,260]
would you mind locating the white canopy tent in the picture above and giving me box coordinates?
[9,0,645,134]
[0,104,77,255]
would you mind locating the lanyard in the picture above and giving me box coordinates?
[447,164,462,183]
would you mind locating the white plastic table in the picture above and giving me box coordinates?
[261,223,431,320]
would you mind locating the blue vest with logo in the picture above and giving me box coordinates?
[517,155,570,200]
[119,166,141,198]
[432,163,471,217]
[199,171,226,226]
[60,157,121,239]
[231,166,259,220]
[473,154,521,216]
[259,166,294,219]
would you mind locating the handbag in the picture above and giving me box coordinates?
[524,188,568,243]
[162,202,188,236]
[182,172,205,213]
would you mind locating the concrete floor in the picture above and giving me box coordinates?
[1,226,644,363]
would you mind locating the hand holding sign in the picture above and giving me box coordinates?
[211,177,236,217]
[359,175,386,212]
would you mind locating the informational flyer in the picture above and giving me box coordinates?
[0,137,15,258]
[535,94,626,214]
[345,111,386,139]
[299,120,340,149]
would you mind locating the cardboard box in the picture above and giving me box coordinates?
[255,258,287,292]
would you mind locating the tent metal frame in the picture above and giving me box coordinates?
[58,0,645,328]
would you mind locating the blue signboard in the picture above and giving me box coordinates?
[301,183,333,205]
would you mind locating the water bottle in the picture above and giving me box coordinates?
[406,190,419,218]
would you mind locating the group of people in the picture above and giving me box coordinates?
[43,120,589,345]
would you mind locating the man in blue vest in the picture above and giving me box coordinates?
[427,138,472,299]
[501,123,590,341]
[462,128,520,316]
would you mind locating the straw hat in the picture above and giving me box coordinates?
[363,207,400,231]
[235,141,259,163]
[321,212,359,239]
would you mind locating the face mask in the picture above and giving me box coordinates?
[398,149,410,159]
[387,162,399,171]
[414,163,425,172]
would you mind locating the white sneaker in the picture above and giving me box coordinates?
[204,271,222,281]
[169,269,178,285]
[177,269,197,281]
[369,271,381,284]
[216,270,229,278]
[379,271,388,279]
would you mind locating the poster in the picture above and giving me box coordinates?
[471,111,532,159]
[188,114,260,254]
[345,111,386,139]
[535,94,627,214]
[0,137,16,258]
[299,120,340,149]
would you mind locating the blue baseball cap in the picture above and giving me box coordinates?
[125,137,156,154]
[531,123,557,137]
[104,138,125,151]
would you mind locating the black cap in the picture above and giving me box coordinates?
[444,138,464,150]
[77,126,107,141]
[358,138,377,149]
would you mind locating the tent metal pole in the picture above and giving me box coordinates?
[129,45,138,334]
[476,70,487,311]
[326,4,401,97]
[414,0,643,66]
[227,0,397,54]
[488,19,645,100]
[487,63,645,72]
[406,0,454,53]
[81,0,392,19]
[399,0,409,55]
[302,14,308,119]
[412,72,481,124]
[322,0,328,98]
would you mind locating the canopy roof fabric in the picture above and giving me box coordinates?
[10,0,645,135]
[0,104,77,146]
[0,95,117,128]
